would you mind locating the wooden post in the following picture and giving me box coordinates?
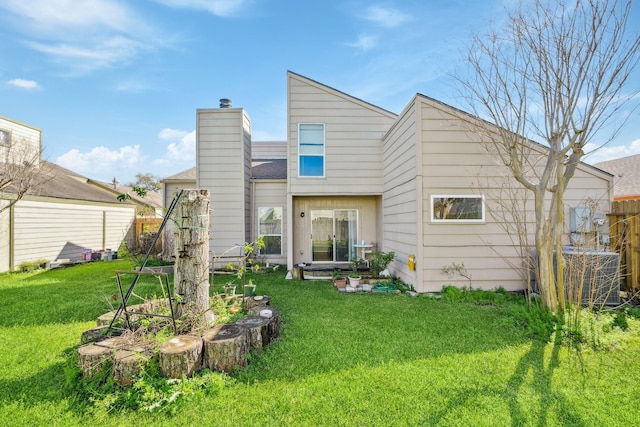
[173,189,212,324]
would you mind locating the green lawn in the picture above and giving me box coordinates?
[1,261,639,426]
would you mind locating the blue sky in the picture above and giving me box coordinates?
[1,0,639,185]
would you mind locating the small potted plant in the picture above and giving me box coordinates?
[333,270,347,289]
[243,279,256,297]
[348,258,364,288]
[224,283,236,296]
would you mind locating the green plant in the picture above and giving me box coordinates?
[369,251,395,276]
[349,257,365,276]
[18,259,49,272]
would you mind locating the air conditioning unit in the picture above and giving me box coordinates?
[528,246,620,305]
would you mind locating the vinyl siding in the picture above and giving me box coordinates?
[0,200,9,272]
[287,72,397,195]
[11,200,135,270]
[381,98,420,288]
[253,180,287,265]
[0,116,41,167]
[197,108,252,257]
[416,96,612,292]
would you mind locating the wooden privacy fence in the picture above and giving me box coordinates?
[609,200,640,291]
[135,218,164,254]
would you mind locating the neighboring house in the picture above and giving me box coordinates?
[89,178,164,217]
[0,116,137,272]
[594,154,640,201]
[166,71,613,292]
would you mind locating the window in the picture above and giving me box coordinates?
[431,195,485,222]
[258,207,282,255]
[0,129,10,145]
[298,123,324,177]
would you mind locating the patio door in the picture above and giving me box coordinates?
[311,209,357,263]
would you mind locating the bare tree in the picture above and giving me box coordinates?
[129,172,162,193]
[0,136,51,214]
[459,0,640,313]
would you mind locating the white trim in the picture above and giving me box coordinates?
[298,123,326,178]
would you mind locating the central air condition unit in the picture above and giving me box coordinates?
[528,246,620,305]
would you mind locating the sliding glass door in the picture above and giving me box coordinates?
[311,209,357,263]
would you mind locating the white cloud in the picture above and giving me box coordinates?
[0,0,162,74]
[346,34,377,52]
[584,138,640,164]
[158,129,196,162]
[153,0,249,16]
[56,145,142,180]
[361,6,411,28]
[7,78,40,90]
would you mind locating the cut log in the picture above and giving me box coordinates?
[248,306,281,342]
[97,310,122,327]
[245,295,271,310]
[80,326,110,344]
[77,337,120,377]
[113,347,152,387]
[235,316,271,351]
[158,335,203,379]
[202,324,250,373]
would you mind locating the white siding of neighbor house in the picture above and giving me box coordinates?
[252,180,287,265]
[415,96,612,292]
[197,108,252,258]
[0,116,41,168]
[11,200,135,270]
[287,72,397,195]
[381,98,421,289]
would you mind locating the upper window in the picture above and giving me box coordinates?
[298,123,325,177]
[258,207,283,256]
[0,129,10,145]
[431,195,485,222]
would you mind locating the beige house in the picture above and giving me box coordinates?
[0,116,137,272]
[165,71,613,292]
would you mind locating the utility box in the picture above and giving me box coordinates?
[570,207,591,233]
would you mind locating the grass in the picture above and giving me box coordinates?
[1,261,639,426]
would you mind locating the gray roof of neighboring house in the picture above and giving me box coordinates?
[162,159,287,182]
[90,179,164,209]
[22,161,136,205]
[594,154,640,199]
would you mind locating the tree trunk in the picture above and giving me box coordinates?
[236,316,271,351]
[173,189,212,324]
[158,335,203,379]
[77,337,120,377]
[202,324,250,373]
[113,347,152,387]
[248,306,281,342]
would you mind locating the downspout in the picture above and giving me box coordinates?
[9,204,14,271]
[103,211,107,250]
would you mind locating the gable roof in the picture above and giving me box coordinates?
[20,161,136,205]
[89,179,164,210]
[163,159,287,183]
[594,154,640,200]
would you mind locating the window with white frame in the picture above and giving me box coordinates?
[258,207,282,255]
[0,129,10,145]
[431,195,485,222]
[298,123,325,177]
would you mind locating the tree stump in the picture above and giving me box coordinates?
[248,306,281,342]
[235,316,271,351]
[97,310,121,327]
[77,337,120,377]
[113,347,152,387]
[202,324,250,373]
[245,295,271,310]
[80,326,110,344]
[158,335,203,379]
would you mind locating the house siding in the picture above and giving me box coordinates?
[0,116,41,167]
[253,180,287,265]
[381,99,420,288]
[0,200,10,272]
[11,200,135,269]
[416,96,612,292]
[197,108,252,257]
[287,72,397,195]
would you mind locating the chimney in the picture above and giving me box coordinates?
[219,98,232,108]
